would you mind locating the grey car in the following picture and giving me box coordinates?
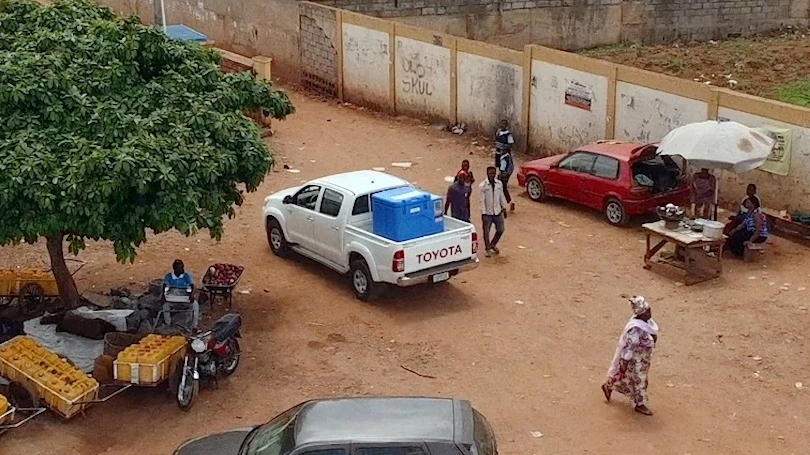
[173,396,498,455]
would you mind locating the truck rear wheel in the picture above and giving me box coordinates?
[349,259,383,302]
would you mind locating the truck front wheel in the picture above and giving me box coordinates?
[266,218,291,257]
[350,259,384,302]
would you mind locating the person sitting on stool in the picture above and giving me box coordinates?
[725,196,768,257]
[163,259,199,329]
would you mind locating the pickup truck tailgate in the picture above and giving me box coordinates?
[402,228,474,273]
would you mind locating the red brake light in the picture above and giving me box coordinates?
[471,232,478,254]
[392,250,405,272]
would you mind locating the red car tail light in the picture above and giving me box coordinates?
[471,232,478,254]
[392,250,405,272]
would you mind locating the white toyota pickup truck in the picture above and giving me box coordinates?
[262,170,479,300]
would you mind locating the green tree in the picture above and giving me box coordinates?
[0,0,294,308]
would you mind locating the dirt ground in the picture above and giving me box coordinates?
[581,27,810,104]
[1,92,810,455]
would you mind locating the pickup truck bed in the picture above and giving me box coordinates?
[345,216,478,285]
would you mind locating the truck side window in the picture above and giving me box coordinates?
[295,185,321,211]
[352,194,370,215]
[320,189,344,217]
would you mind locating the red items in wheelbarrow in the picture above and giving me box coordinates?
[199,264,245,309]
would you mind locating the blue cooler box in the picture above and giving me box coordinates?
[372,187,445,241]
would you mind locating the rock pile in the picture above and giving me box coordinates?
[108,279,164,334]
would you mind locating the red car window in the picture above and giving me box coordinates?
[559,153,596,173]
[592,155,620,180]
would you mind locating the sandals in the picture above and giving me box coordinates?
[602,383,654,415]
[601,383,612,402]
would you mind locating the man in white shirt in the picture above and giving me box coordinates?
[479,166,508,257]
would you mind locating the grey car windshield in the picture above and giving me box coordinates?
[240,404,304,455]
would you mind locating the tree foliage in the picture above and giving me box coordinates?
[0,0,294,306]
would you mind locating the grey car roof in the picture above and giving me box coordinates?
[294,397,461,446]
[173,428,253,455]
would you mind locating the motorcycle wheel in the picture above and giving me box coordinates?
[222,339,241,376]
[176,368,199,411]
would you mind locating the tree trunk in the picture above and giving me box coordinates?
[46,234,82,309]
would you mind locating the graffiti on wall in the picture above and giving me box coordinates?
[620,94,691,143]
[344,35,389,64]
[465,61,520,132]
[401,55,434,96]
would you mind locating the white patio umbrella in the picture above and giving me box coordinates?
[656,120,776,221]
[656,120,776,173]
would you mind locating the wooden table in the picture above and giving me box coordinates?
[642,220,725,285]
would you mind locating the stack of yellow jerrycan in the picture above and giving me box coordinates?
[0,336,99,419]
[0,267,58,296]
[114,334,186,385]
[0,393,11,425]
[0,269,15,295]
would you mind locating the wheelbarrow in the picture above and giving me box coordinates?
[198,264,245,310]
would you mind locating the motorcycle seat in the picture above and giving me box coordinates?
[211,313,242,341]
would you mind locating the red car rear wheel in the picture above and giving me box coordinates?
[604,198,628,226]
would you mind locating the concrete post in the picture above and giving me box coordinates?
[153,0,162,26]
[252,56,273,82]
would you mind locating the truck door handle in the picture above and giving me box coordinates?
[306,216,314,221]
[330,226,339,231]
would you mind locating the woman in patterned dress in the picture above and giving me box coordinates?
[601,296,659,416]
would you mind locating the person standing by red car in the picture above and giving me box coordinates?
[499,147,516,212]
[494,120,515,169]
[445,172,473,223]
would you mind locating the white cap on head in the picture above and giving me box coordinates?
[630,295,650,316]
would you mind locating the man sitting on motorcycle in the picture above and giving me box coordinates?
[163,259,199,329]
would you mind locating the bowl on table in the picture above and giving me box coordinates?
[656,206,685,229]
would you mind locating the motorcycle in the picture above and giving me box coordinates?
[174,312,242,410]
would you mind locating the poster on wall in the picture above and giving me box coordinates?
[564,81,593,111]
[759,125,792,176]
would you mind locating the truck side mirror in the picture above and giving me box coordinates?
[282,195,292,204]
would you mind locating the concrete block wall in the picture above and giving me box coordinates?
[96,0,810,87]
[98,0,303,81]
[643,0,806,43]
[316,0,622,18]
[316,0,809,44]
[300,3,340,97]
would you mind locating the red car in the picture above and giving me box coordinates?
[516,141,691,225]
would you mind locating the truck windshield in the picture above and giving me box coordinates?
[239,403,304,455]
